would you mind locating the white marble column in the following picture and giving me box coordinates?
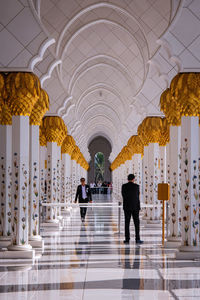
[147,143,160,224]
[165,126,181,248]
[132,154,142,186]
[77,163,81,181]
[39,145,47,203]
[61,153,71,208]
[7,116,34,257]
[159,146,166,183]
[125,159,132,175]
[29,125,43,248]
[166,143,170,184]
[143,146,149,220]
[46,142,59,225]
[71,159,77,200]
[56,145,62,220]
[176,117,200,259]
[132,153,143,203]
[0,124,12,247]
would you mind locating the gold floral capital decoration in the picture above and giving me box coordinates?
[0,73,6,124]
[121,146,132,161]
[61,135,76,156]
[170,73,200,117]
[160,88,181,126]
[159,118,170,146]
[39,124,47,147]
[137,116,169,146]
[71,145,81,161]
[6,72,41,116]
[127,135,144,156]
[42,116,67,146]
[30,89,49,126]
[0,103,12,125]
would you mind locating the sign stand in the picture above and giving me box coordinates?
[158,183,170,245]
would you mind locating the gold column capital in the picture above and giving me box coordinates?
[138,116,167,145]
[61,135,76,155]
[127,135,144,155]
[5,72,41,116]
[42,116,67,146]
[30,89,49,126]
[39,125,47,147]
[160,88,181,126]
[170,72,200,117]
[0,103,12,125]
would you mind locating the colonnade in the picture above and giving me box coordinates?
[0,72,88,259]
[111,72,200,260]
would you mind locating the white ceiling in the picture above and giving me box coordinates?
[1,0,200,161]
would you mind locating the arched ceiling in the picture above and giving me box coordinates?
[1,0,200,161]
[39,0,172,160]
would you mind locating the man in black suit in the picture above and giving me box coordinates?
[121,174,143,244]
[75,178,92,222]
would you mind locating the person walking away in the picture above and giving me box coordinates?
[75,178,92,222]
[121,174,143,244]
[90,182,96,194]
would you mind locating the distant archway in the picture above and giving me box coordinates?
[88,136,112,184]
[94,152,105,183]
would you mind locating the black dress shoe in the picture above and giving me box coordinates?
[123,240,130,244]
[136,240,143,244]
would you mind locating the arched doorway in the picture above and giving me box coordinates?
[88,136,111,184]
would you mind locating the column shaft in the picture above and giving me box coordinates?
[29,125,43,247]
[181,117,199,248]
[148,143,160,223]
[0,125,12,245]
[10,116,32,249]
[167,126,182,244]
[143,146,149,219]
[46,142,58,223]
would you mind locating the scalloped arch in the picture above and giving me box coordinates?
[68,54,137,95]
[56,2,148,58]
[60,19,146,79]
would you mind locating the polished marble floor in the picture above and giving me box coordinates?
[1,195,200,299]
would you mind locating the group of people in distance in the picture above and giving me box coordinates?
[89,181,112,194]
[75,174,143,245]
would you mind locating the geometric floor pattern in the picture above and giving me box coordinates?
[1,195,200,299]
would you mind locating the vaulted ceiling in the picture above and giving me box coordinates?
[1,0,200,161]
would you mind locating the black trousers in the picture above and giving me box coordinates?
[80,199,88,219]
[124,209,140,241]
[80,207,87,219]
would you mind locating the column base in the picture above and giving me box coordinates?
[146,220,161,228]
[57,216,63,221]
[176,245,200,260]
[62,207,72,216]
[140,219,147,225]
[0,244,35,259]
[61,207,68,211]
[41,219,61,228]
[29,235,44,249]
[164,236,182,248]
[0,236,11,248]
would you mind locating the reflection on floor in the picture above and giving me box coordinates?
[1,195,200,299]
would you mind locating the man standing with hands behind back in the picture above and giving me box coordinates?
[75,178,92,222]
[121,174,143,244]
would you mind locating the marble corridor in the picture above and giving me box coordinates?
[1,194,200,300]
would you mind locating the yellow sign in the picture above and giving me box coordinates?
[158,183,170,200]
